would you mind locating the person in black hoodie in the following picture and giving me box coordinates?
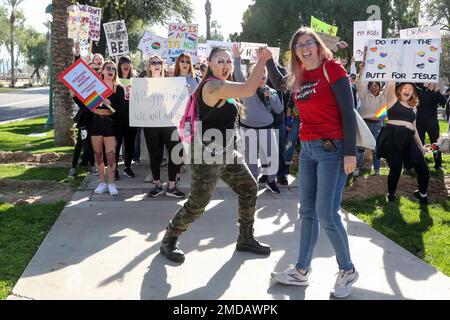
[416,83,447,171]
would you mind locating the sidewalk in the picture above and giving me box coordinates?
[9,163,450,300]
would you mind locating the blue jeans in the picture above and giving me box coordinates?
[296,139,353,271]
[285,117,300,165]
[356,121,383,171]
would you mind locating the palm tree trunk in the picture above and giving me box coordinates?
[52,0,75,146]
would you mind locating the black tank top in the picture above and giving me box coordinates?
[198,90,239,137]
[387,101,416,123]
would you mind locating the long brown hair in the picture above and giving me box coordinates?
[101,61,118,84]
[395,83,419,108]
[288,27,333,92]
[174,52,196,78]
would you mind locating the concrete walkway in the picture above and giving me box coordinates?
[9,164,450,300]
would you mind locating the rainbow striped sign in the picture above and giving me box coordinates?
[85,91,104,111]
[375,104,387,121]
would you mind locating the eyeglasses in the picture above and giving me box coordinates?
[294,39,316,51]
[150,61,163,66]
[179,60,191,64]
[105,66,116,72]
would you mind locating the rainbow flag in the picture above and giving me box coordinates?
[85,91,104,111]
[375,103,387,121]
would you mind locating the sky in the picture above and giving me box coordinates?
[18,0,254,39]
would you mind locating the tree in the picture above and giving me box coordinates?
[52,0,76,146]
[210,20,224,41]
[21,28,49,80]
[424,0,450,32]
[4,0,24,87]
[77,0,194,56]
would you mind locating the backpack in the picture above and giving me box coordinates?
[179,76,221,143]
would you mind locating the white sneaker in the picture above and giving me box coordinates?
[271,264,310,286]
[331,268,359,299]
[94,182,108,194]
[144,173,153,183]
[108,183,118,196]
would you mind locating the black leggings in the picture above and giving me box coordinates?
[115,120,137,169]
[72,129,94,168]
[385,142,429,195]
[417,119,441,168]
[143,127,180,182]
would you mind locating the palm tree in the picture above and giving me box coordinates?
[5,0,24,87]
[52,0,75,146]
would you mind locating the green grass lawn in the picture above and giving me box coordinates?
[342,196,450,277]
[0,201,66,300]
[0,117,74,154]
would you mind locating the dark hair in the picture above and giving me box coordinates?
[117,55,134,79]
[368,81,381,91]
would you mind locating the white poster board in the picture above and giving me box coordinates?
[67,7,90,40]
[197,43,208,61]
[400,26,441,39]
[138,32,168,58]
[268,47,280,64]
[363,38,441,83]
[353,20,382,61]
[130,78,189,127]
[167,23,199,64]
[103,20,129,56]
[240,42,267,63]
[206,40,233,56]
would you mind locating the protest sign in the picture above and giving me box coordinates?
[240,42,267,63]
[197,43,208,61]
[206,40,233,56]
[138,32,168,58]
[59,59,113,111]
[400,25,441,39]
[79,5,102,41]
[311,16,338,36]
[130,78,189,127]
[120,79,131,101]
[362,38,441,83]
[67,6,90,40]
[167,23,199,64]
[103,20,129,56]
[317,32,340,51]
[353,20,382,61]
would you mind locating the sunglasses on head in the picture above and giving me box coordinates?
[105,66,116,72]
[150,61,163,66]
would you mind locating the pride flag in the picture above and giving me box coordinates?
[85,91,104,111]
[375,103,387,121]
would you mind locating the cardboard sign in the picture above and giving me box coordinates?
[400,26,441,39]
[130,78,189,127]
[197,43,208,61]
[79,5,102,41]
[240,42,267,63]
[317,32,340,51]
[138,32,168,58]
[311,16,338,36]
[59,59,113,111]
[103,20,129,56]
[67,7,90,40]
[362,38,441,83]
[353,20,383,61]
[167,23,199,65]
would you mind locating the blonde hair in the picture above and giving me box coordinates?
[147,55,165,78]
[288,27,333,92]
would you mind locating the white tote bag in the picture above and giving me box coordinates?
[323,62,376,150]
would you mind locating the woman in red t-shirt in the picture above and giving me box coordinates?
[267,27,358,299]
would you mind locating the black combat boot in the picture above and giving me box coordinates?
[236,225,271,255]
[160,230,185,263]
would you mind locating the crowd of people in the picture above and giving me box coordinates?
[67,27,449,299]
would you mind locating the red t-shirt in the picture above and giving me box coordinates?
[294,59,348,141]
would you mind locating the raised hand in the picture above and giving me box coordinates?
[232,43,243,59]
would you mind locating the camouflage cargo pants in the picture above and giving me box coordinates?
[166,162,258,237]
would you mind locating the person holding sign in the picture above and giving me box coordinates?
[376,83,430,205]
[160,46,273,263]
[267,27,359,299]
[142,55,185,199]
[91,61,125,196]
